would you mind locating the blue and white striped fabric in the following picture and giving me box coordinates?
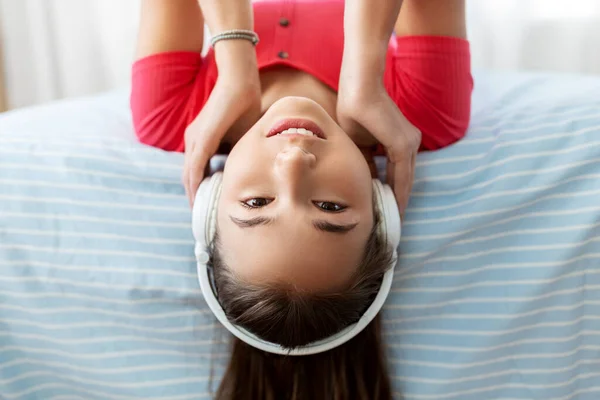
[1,70,600,399]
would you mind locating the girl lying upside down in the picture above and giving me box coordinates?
[131,0,471,398]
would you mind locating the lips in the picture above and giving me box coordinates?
[266,119,326,139]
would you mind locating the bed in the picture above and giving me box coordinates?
[1,70,599,399]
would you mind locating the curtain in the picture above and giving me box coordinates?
[1,0,600,109]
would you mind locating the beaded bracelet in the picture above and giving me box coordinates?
[210,29,260,47]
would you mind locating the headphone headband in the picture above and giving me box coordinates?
[192,173,400,356]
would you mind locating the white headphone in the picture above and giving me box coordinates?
[192,172,401,356]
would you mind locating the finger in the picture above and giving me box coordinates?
[182,143,195,207]
[386,158,406,218]
[386,160,405,216]
[183,172,194,208]
[187,160,212,206]
[397,151,417,219]
[386,157,395,189]
[398,167,411,217]
[408,150,417,195]
[187,149,208,206]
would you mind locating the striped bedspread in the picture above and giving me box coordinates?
[1,70,600,399]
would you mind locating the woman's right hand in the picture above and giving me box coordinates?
[183,41,261,206]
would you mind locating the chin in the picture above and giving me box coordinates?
[269,96,326,112]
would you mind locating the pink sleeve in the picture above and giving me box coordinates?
[384,36,473,151]
[130,52,205,152]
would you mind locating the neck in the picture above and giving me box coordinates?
[260,67,338,120]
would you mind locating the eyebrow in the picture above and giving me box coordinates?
[230,216,358,234]
[230,216,274,228]
[312,220,358,234]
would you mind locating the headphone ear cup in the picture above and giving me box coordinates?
[206,173,222,244]
[372,179,401,254]
[192,172,223,259]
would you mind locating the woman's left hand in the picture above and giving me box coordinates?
[337,80,421,218]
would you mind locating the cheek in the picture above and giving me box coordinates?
[223,141,271,189]
[320,150,372,195]
[225,116,270,169]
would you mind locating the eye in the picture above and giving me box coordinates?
[242,198,273,208]
[314,201,347,212]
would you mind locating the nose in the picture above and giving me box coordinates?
[274,147,316,196]
[275,146,316,172]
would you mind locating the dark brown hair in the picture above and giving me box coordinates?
[209,216,394,400]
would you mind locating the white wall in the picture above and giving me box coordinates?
[0,0,141,109]
[1,0,600,110]
[466,0,600,75]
